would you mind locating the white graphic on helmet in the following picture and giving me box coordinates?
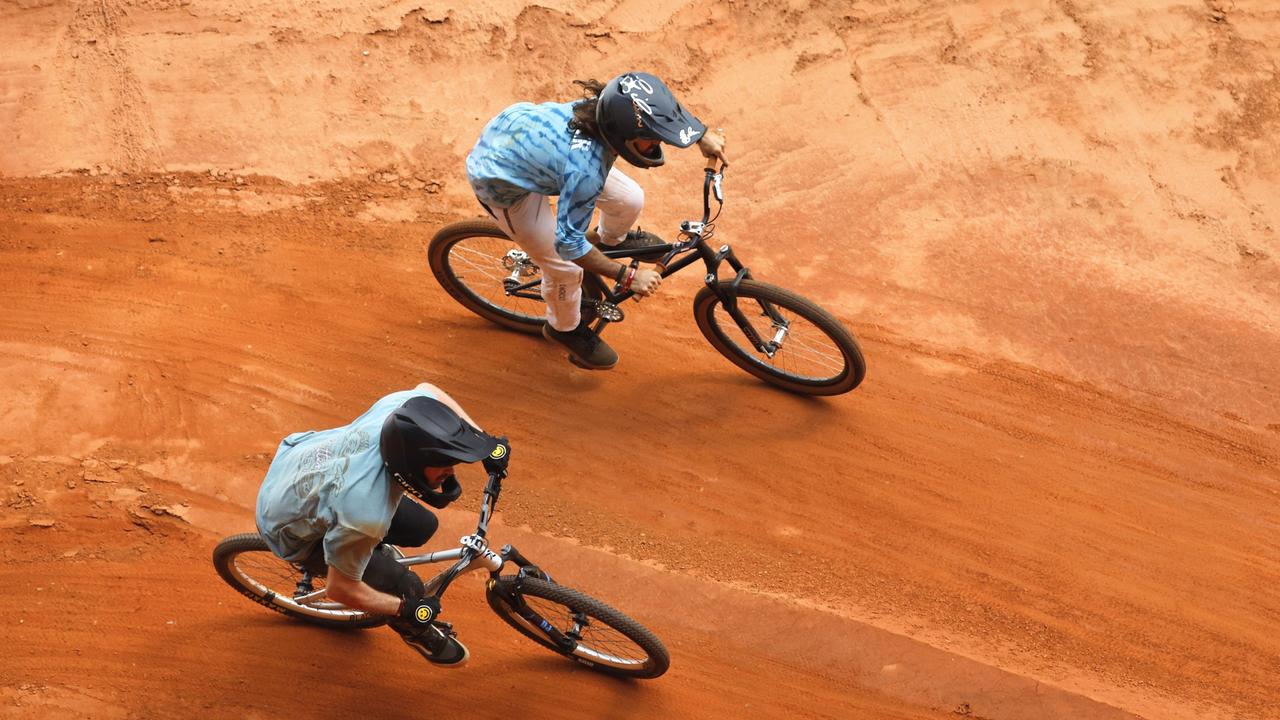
[619,75,655,118]
[618,75,653,97]
[679,126,700,145]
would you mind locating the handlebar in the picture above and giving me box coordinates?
[473,469,504,540]
[427,468,505,598]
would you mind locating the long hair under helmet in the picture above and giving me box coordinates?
[594,72,706,169]
[379,396,500,508]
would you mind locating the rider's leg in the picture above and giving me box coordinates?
[368,541,467,666]
[484,191,618,369]
[380,496,438,549]
[363,497,437,599]
[362,542,425,601]
[594,167,643,246]
[488,192,583,332]
[295,510,462,664]
[365,501,465,665]
[593,167,664,260]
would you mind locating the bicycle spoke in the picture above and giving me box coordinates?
[451,246,510,280]
[521,595,651,667]
[445,236,546,323]
[714,300,847,381]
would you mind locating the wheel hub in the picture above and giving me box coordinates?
[501,250,538,276]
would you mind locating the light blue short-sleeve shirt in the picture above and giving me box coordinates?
[465,101,616,261]
[254,389,433,580]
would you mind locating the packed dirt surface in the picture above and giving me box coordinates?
[2,1,1278,719]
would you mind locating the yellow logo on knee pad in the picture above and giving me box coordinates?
[415,605,434,622]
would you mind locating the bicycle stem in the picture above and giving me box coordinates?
[423,470,506,599]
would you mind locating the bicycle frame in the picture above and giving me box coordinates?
[499,165,793,357]
[287,468,597,652]
[289,469,540,608]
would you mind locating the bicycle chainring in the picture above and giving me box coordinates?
[592,301,624,322]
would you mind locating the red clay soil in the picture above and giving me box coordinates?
[1,2,1278,720]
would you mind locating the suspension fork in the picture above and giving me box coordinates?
[486,544,580,651]
[700,243,787,354]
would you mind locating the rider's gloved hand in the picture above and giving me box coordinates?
[630,268,662,297]
[482,436,511,477]
[397,595,442,627]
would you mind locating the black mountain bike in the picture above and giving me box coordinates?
[212,469,669,679]
[428,163,866,396]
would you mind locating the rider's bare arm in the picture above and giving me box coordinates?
[324,565,403,616]
[572,245,628,281]
[697,127,729,167]
[572,247,661,297]
[414,382,484,431]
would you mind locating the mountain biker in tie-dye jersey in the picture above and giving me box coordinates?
[466,72,729,370]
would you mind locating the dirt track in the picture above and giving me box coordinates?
[2,2,1278,719]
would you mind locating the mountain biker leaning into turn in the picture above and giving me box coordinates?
[254,383,510,668]
[465,72,729,370]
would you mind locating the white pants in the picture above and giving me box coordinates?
[486,167,643,331]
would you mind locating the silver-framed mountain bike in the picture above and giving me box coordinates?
[212,469,669,679]
[428,162,866,396]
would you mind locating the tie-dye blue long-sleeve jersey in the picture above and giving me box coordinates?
[466,101,615,261]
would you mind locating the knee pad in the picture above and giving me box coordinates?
[363,545,425,600]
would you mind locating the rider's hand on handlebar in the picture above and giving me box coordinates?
[482,436,511,477]
[630,267,663,297]
[397,595,442,626]
[698,127,729,169]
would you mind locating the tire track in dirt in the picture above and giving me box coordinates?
[53,0,160,173]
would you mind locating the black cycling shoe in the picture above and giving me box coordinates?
[392,620,469,668]
[542,320,618,370]
[598,228,667,263]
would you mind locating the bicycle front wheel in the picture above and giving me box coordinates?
[428,219,546,335]
[212,533,387,629]
[692,280,866,395]
[486,576,670,679]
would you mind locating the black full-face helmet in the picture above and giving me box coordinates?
[379,396,500,508]
[594,72,706,169]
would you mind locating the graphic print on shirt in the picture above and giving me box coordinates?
[466,101,614,260]
[290,429,371,500]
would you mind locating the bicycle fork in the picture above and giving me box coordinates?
[486,544,585,653]
[702,244,789,357]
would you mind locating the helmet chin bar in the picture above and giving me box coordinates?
[621,138,665,168]
[394,470,462,509]
[423,476,462,508]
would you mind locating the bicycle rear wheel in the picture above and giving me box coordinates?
[212,533,388,629]
[486,576,669,679]
[692,279,865,395]
[428,219,546,334]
